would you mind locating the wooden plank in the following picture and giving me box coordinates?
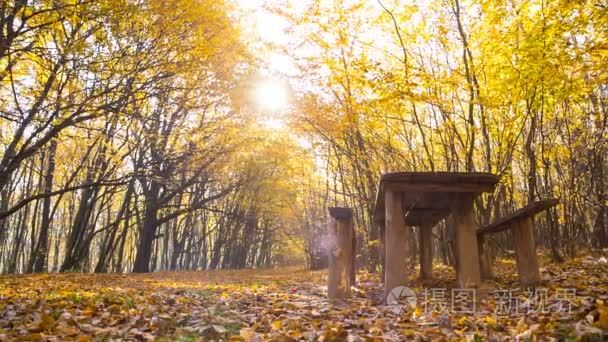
[477,199,559,235]
[385,181,497,194]
[384,191,410,299]
[381,171,500,185]
[512,217,541,286]
[328,207,354,219]
[373,172,499,225]
[327,207,354,300]
[404,208,451,227]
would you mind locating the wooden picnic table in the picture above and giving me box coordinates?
[372,172,499,297]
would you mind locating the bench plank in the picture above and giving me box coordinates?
[477,198,559,235]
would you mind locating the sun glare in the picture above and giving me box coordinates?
[255,80,289,112]
[255,10,289,44]
[261,118,286,130]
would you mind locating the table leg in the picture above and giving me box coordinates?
[452,193,482,288]
[384,191,409,298]
[477,234,494,280]
[419,224,433,279]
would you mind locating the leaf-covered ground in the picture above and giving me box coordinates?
[1,254,607,341]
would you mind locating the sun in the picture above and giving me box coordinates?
[255,80,289,112]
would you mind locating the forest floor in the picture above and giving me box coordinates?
[1,253,608,341]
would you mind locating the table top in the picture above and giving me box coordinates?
[373,172,499,226]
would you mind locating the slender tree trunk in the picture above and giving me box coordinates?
[133,185,160,272]
[31,140,57,272]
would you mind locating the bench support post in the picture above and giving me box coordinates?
[513,217,541,286]
[327,207,354,300]
[351,232,356,286]
[452,193,482,288]
[477,234,494,280]
[419,224,433,279]
[379,222,385,283]
[384,191,410,298]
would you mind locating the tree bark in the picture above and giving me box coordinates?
[31,140,57,273]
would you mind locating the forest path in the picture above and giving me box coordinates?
[1,256,607,341]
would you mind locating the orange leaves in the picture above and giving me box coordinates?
[1,260,608,340]
[26,313,56,333]
[596,304,608,330]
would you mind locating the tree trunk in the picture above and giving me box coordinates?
[32,140,57,273]
[133,200,159,273]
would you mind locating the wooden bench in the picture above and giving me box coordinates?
[476,198,559,286]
